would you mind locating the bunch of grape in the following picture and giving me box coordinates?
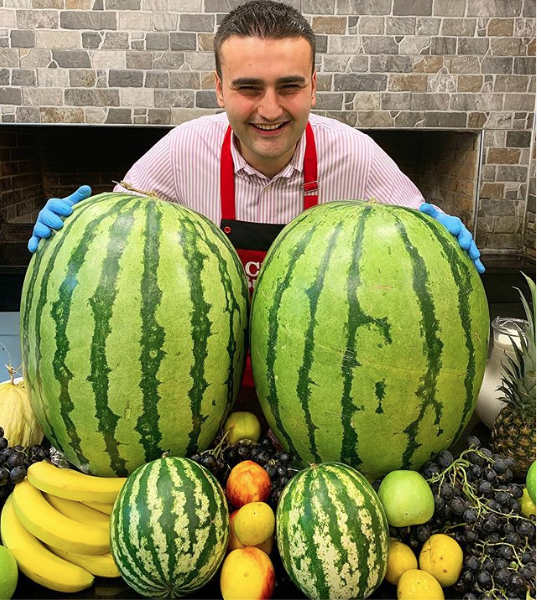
[390,436,536,600]
[0,426,50,508]
[190,434,299,509]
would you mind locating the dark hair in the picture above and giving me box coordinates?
[214,0,316,76]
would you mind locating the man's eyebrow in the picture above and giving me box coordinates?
[229,75,308,87]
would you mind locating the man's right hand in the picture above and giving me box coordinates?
[28,185,92,253]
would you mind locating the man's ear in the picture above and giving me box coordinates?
[215,70,225,108]
[311,71,317,107]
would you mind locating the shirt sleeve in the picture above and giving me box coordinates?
[365,140,425,209]
[113,129,182,204]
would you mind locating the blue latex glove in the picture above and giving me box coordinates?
[419,203,484,274]
[28,185,92,253]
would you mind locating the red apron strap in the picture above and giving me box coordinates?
[302,121,319,209]
[220,125,235,220]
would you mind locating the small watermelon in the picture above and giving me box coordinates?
[276,462,389,599]
[110,457,229,598]
[20,192,248,476]
[251,201,489,479]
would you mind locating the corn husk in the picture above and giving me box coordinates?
[0,366,44,447]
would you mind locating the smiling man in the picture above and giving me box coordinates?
[29,0,484,285]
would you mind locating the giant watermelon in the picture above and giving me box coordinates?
[250,201,489,479]
[21,192,248,476]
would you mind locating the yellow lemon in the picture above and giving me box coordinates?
[234,502,275,547]
[521,487,536,518]
[397,569,444,600]
[385,538,418,585]
[419,533,463,587]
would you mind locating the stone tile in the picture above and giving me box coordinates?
[198,33,215,52]
[0,49,19,68]
[398,36,431,55]
[362,35,399,54]
[109,70,144,87]
[107,0,140,7]
[488,18,515,36]
[0,9,16,28]
[411,92,449,110]
[514,17,536,37]
[381,92,411,109]
[328,35,362,54]
[167,0,201,10]
[170,71,199,89]
[312,92,344,110]
[386,17,416,35]
[430,37,456,55]
[126,51,151,69]
[497,165,529,181]
[488,148,521,164]
[182,51,216,70]
[355,110,393,127]
[102,32,129,50]
[413,55,443,72]
[0,69,8,85]
[0,87,21,104]
[481,56,515,73]
[155,89,195,108]
[145,32,169,51]
[370,55,413,73]
[467,111,486,128]
[302,0,336,14]
[37,67,69,87]
[11,68,36,86]
[393,0,432,16]
[323,54,368,72]
[452,93,504,111]
[39,107,83,123]
[312,16,346,34]
[180,13,214,32]
[36,31,81,49]
[468,0,523,17]
[422,111,466,127]
[16,9,58,28]
[82,32,102,49]
[65,88,120,106]
[416,17,440,35]
[348,91,380,110]
[170,32,196,51]
[195,90,218,108]
[514,57,535,74]
[504,93,536,110]
[60,11,117,30]
[69,69,97,87]
[120,88,153,106]
[10,29,34,47]
[441,18,477,37]
[481,183,505,199]
[389,73,427,91]
[16,106,40,122]
[457,37,489,55]
[145,70,169,88]
[490,38,524,56]
[427,71,457,92]
[105,108,132,123]
[494,74,530,92]
[118,12,151,31]
[457,75,483,92]
[433,0,465,16]
[334,73,387,91]
[147,108,171,124]
[50,48,90,68]
[22,87,62,105]
[358,16,385,34]
[336,0,392,14]
[152,13,178,31]
[19,48,50,67]
[506,130,532,147]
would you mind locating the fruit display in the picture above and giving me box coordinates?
[276,462,389,599]
[491,274,536,478]
[19,192,248,477]
[389,436,536,599]
[250,201,490,479]
[1,463,123,594]
[110,456,230,598]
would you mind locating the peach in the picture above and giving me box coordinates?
[228,510,274,555]
[225,460,271,509]
[220,547,275,600]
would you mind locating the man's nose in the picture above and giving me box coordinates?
[257,88,284,121]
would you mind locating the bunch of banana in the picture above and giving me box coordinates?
[0,461,126,593]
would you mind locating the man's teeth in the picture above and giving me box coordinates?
[254,123,285,130]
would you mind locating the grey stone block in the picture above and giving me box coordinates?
[146,33,170,50]
[180,14,214,32]
[430,37,457,55]
[514,57,536,74]
[441,18,477,37]
[16,106,40,122]
[196,90,218,108]
[82,32,102,49]
[65,89,120,106]
[457,37,489,55]
[126,51,153,70]
[523,0,536,16]
[362,36,399,54]
[381,92,411,109]
[314,92,343,109]
[416,17,440,35]
[52,50,91,68]
[506,130,532,147]
[422,111,466,127]
[69,69,97,87]
[371,55,413,73]
[504,94,536,111]
[155,89,195,108]
[411,92,449,110]
[10,30,35,48]
[334,73,387,91]
[302,0,336,14]
[170,33,196,51]
[107,0,140,7]
[336,0,391,14]
[0,69,8,85]
[105,108,132,123]
[393,0,432,16]
[433,0,466,16]
[103,32,129,50]
[60,11,117,30]
[11,68,36,86]
[494,75,530,93]
[386,17,416,35]
[497,165,529,181]
[16,9,58,29]
[481,57,515,74]
[170,71,200,89]
[0,87,22,104]
[316,35,328,53]
[451,93,504,111]
[467,0,523,17]
[145,71,169,88]
[109,70,144,87]
[147,108,171,124]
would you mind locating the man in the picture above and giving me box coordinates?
[28,0,484,288]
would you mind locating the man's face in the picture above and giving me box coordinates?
[215,36,317,178]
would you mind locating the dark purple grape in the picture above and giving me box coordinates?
[10,465,26,484]
[0,438,8,451]
[0,467,9,487]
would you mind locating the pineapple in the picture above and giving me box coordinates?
[491,273,536,479]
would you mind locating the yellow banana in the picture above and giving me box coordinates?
[47,547,121,579]
[1,495,94,593]
[12,480,110,555]
[81,500,114,515]
[27,461,126,504]
[43,493,110,531]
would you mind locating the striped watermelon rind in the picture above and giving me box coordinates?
[251,201,489,480]
[276,462,389,599]
[20,193,248,476]
[110,456,229,598]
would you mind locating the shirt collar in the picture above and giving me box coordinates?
[229,128,307,181]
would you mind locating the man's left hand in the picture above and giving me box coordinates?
[419,203,485,274]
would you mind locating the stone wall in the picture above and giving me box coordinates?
[0,0,535,257]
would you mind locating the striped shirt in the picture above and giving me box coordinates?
[115,111,424,225]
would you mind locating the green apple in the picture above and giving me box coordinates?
[526,460,536,504]
[378,470,435,527]
[0,545,18,600]
[224,411,262,445]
